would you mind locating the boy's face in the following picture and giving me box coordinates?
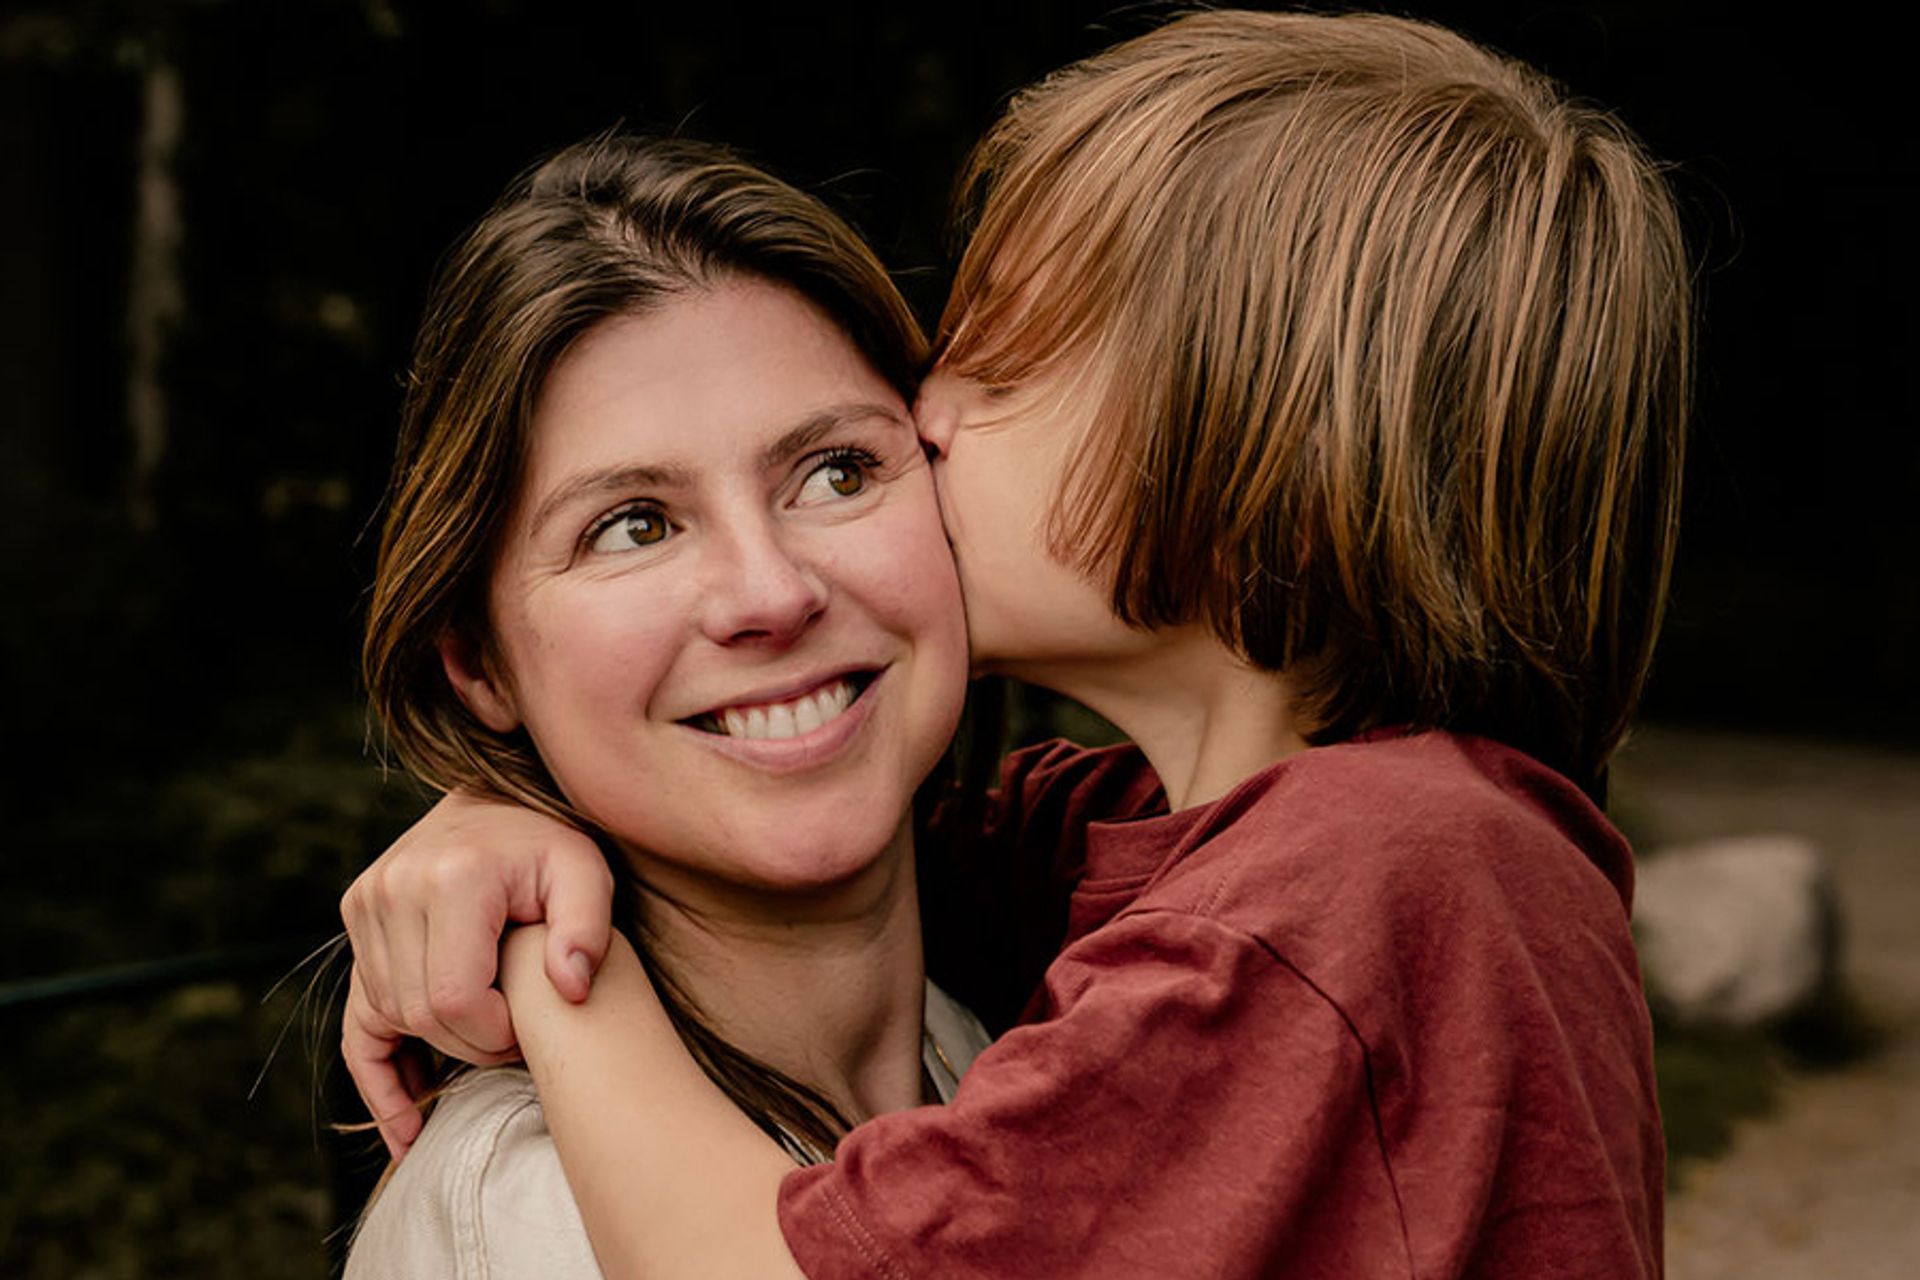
[913,366,1151,691]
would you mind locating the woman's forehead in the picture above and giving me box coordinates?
[526,285,901,462]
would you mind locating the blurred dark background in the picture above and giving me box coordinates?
[1,2,1911,1276]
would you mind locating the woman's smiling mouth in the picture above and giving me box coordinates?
[687,671,877,742]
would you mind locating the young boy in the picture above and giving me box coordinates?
[343,11,1688,1276]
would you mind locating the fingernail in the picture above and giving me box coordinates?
[565,949,594,997]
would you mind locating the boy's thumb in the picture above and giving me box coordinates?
[541,843,615,1002]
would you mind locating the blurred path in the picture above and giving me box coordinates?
[1613,727,1920,1280]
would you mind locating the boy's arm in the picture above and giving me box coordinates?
[498,926,806,1280]
[778,914,1397,1279]
[504,914,1397,1280]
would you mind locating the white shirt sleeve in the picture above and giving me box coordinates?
[344,1068,604,1280]
[344,983,994,1277]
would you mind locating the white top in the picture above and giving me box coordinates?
[344,981,992,1280]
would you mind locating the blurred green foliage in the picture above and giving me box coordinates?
[3,982,340,1279]
[1653,981,1884,1189]
[1654,1020,1784,1184]
[1,702,420,1276]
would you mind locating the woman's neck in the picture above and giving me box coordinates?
[1017,624,1308,811]
[621,821,929,1125]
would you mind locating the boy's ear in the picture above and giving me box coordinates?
[437,628,520,734]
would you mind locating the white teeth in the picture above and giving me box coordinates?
[793,697,823,735]
[711,678,859,741]
[823,682,851,718]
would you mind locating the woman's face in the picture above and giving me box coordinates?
[456,279,968,909]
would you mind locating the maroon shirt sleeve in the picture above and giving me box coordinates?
[780,910,1412,1279]
[975,739,1163,876]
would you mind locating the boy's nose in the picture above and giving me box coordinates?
[913,370,962,461]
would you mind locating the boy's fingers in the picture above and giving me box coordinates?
[340,880,401,1026]
[539,838,616,1003]
[424,901,520,1058]
[343,968,425,1159]
[365,880,503,1064]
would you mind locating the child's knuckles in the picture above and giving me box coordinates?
[422,843,493,896]
[427,977,484,1025]
[397,990,441,1035]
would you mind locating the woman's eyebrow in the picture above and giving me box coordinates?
[528,461,692,537]
[759,402,907,470]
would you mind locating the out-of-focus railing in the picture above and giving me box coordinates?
[0,940,326,1011]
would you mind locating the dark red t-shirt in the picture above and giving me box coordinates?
[782,730,1664,1278]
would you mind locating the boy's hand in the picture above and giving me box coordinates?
[338,788,614,1156]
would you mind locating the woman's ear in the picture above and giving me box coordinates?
[438,628,521,734]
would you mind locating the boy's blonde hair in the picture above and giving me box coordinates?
[939,11,1690,790]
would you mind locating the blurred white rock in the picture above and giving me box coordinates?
[1633,834,1839,1028]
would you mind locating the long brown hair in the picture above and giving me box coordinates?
[364,132,927,1160]
[940,11,1691,793]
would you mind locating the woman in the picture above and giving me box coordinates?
[342,133,987,1277]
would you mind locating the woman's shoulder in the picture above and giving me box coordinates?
[344,1067,603,1280]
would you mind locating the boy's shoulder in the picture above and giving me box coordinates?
[1190,728,1632,913]
[1102,729,1642,1011]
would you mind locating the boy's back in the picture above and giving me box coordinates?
[783,731,1662,1278]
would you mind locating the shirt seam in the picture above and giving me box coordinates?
[818,1179,912,1280]
[1121,899,1421,1280]
[460,1078,547,1280]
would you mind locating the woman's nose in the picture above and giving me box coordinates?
[698,520,829,647]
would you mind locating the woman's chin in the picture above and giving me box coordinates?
[612,815,913,917]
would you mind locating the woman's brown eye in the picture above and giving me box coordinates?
[623,510,667,544]
[588,505,673,555]
[797,454,872,505]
